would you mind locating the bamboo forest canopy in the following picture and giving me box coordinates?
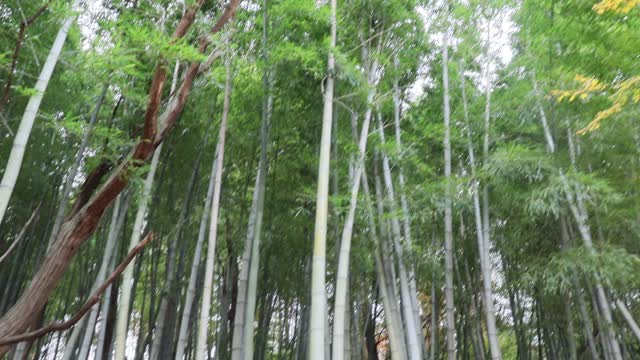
[0,0,639,359]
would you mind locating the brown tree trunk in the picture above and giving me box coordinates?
[0,0,242,352]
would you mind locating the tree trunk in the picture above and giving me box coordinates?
[113,145,163,360]
[0,204,41,315]
[533,73,625,360]
[332,57,377,360]
[47,83,109,252]
[0,2,238,348]
[374,112,422,360]
[563,297,578,360]
[255,291,274,360]
[156,133,202,360]
[96,271,120,360]
[558,216,579,360]
[0,0,80,225]
[150,157,200,360]
[195,52,233,360]
[216,239,236,360]
[309,0,336,356]
[391,59,424,355]
[174,150,219,360]
[430,233,439,360]
[63,193,128,360]
[531,76,555,153]
[342,285,351,360]
[461,258,486,360]
[241,95,271,360]
[134,256,150,360]
[364,299,378,360]
[576,285,599,360]
[459,59,502,360]
[368,159,409,360]
[114,62,184,360]
[231,3,272,356]
[441,23,456,360]
[504,270,527,360]
[562,152,622,360]
[616,300,640,343]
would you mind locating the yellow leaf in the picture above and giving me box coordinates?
[593,0,640,14]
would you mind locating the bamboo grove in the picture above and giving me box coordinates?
[0,0,639,359]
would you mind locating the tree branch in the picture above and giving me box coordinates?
[0,1,51,119]
[0,1,240,350]
[133,0,207,159]
[0,233,154,346]
[171,0,206,40]
[0,205,40,264]
[69,159,113,217]
[210,0,242,34]
[197,48,224,75]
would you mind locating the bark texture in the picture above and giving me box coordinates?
[0,1,238,352]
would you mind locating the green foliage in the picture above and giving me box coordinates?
[527,174,566,217]
[13,85,39,97]
[1,0,640,357]
[532,245,640,293]
[498,331,520,359]
[482,143,553,184]
[564,171,623,210]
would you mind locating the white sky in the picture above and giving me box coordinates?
[409,4,518,101]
